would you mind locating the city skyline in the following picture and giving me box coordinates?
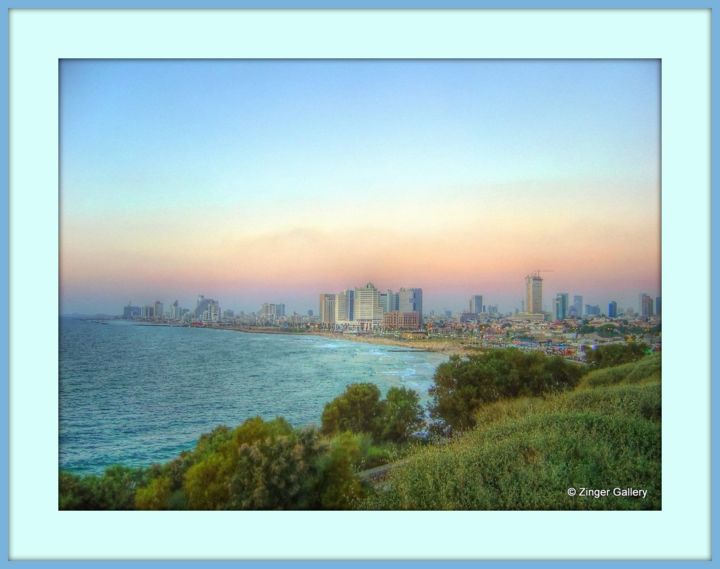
[96,277,659,319]
[60,60,660,315]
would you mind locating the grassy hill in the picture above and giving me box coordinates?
[362,353,661,510]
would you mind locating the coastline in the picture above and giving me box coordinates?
[306,331,473,357]
[224,325,471,356]
[98,319,475,357]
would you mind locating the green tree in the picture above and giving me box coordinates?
[377,387,424,442]
[321,383,383,437]
[135,475,173,510]
[59,465,147,510]
[429,349,582,432]
[183,417,322,510]
[313,432,366,509]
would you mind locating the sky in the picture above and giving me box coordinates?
[59,60,660,315]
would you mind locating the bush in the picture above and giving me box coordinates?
[321,384,425,443]
[184,417,321,510]
[584,342,649,368]
[321,383,383,437]
[429,349,582,431]
[59,465,148,510]
[377,387,424,443]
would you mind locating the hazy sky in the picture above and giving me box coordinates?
[60,60,660,315]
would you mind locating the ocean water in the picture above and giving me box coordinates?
[59,318,448,474]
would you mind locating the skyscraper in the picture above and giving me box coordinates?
[398,287,423,324]
[640,294,654,318]
[319,293,336,324]
[573,295,583,317]
[608,301,618,318]
[525,273,543,314]
[469,295,483,314]
[335,289,354,322]
[379,290,398,313]
[195,296,220,322]
[353,282,383,325]
[554,293,569,321]
[655,297,661,317]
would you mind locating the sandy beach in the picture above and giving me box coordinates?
[310,331,475,357]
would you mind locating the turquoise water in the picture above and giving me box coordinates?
[59,318,447,474]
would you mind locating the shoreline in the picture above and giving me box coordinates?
[301,331,473,357]
[97,319,476,356]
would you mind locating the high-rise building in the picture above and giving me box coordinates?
[195,296,220,322]
[469,295,483,314]
[655,297,662,317]
[259,303,284,321]
[608,301,618,318]
[123,303,141,319]
[573,295,583,317]
[319,293,336,324]
[525,273,543,314]
[398,287,423,323]
[554,293,569,321]
[153,301,164,320]
[335,289,355,322]
[353,283,383,325]
[379,290,398,313]
[640,294,654,318]
[585,304,601,317]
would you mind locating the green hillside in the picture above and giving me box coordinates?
[363,353,661,510]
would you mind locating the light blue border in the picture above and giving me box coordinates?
[2,0,715,567]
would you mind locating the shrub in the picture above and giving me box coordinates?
[321,383,383,437]
[429,349,582,431]
[183,416,321,510]
[59,465,147,510]
[584,342,649,368]
[376,387,424,443]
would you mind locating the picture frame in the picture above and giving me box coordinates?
[2,1,715,566]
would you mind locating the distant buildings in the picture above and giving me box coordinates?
[153,301,164,321]
[335,289,354,322]
[554,293,569,321]
[259,303,285,322]
[573,295,583,318]
[585,304,601,317]
[122,303,141,319]
[319,293,336,324]
[469,295,484,314]
[640,294,654,318]
[141,304,155,319]
[397,287,423,324]
[317,282,422,330]
[525,273,543,314]
[195,295,220,322]
[608,301,618,318]
[354,282,384,326]
[655,297,662,317]
[383,311,420,330]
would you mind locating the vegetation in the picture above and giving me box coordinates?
[584,342,650,369]
[59,349,661,511]
[363,353,660,510]
[429,349,583,432]
[321,383,424,443]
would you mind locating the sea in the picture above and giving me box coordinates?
[59,318,448,475]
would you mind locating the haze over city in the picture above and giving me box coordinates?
[59,60,660,315]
